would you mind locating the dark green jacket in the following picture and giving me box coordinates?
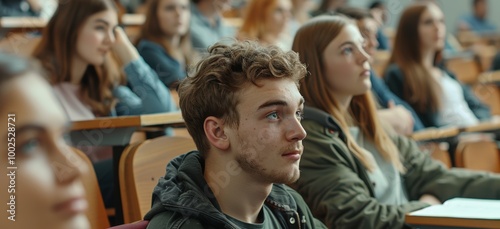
[144,151,327,229]
[292,106,500,229]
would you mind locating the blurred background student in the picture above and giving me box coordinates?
[136,0,197,89]
[32,0,178,210]
[384,2,490,129]
[237,0,293,50]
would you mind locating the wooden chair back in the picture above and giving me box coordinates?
[455,140,500,173]
[119,136,196,223]
[72,148,111,229]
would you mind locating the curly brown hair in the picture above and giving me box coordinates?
[178,41,306,156]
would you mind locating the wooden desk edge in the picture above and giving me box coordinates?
[71,112,184,131]
[411,128,460,141]
[478,71,500,83]
[71,116,141,131]
[462,121,500,133]
[0,17,47,28]
[406,214,500,229]
[140,112,184,126]
[1,14,146,29]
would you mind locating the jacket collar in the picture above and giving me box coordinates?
[145,151,301,226]
[303,106,345,138]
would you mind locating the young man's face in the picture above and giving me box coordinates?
[224,78,306,185]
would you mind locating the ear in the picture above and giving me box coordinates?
[204,116,230,151]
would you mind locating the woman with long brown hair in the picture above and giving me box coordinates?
[32,0,178,209]
[291,15,500,229]
[384,2,489,128]
[136,0,197,88]
[33,0,177,122]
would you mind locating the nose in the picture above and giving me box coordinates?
[357,47,371,64]
[50,141,87,184]
[106,29,116,44]
[372,36,379,50]
[285,10,292,20]
[174,6,181,16]
[286,116,307,142]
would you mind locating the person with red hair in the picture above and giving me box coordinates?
[237,0,293,50]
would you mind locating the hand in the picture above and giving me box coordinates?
[111,27,140,66]
[419,194,441,205]
[378,101,414,136]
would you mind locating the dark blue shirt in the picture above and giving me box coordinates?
[370,71,424,131]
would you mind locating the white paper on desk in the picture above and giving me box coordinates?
[409,198,500,220]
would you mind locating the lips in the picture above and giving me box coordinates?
[282,150,301,161]
[53,197,88,216]
[98,48,109,55]
[360,70,371,77]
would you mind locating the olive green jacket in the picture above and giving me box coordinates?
[292,106,500,229]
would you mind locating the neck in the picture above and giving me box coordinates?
[474,12,485,20]
[261,33,279,45]
[164,35,181,48]
[204,153,271,223]
[421,48,435,69]
[71,57,88,85]
[332,93,352,113]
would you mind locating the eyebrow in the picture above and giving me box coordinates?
[338,41,355,48]
[13,124,45,137]
[339,39,365,48]
[257,97,305,110]
[95,18,112,26]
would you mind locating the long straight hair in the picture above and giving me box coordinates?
[293,16,404,172]
[136,0,195,66]
[385,2,442,113]
[33,0,120,116]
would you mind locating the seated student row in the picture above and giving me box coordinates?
[289,8,500,229]
[145,7,500,229]
[3,24,500,229]
[383,2,490,129]
[0,42,328,229]
[4,2,500,229]
[12,0,310,215]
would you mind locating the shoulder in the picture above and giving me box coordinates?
[459,14,473,22]
[384,63,403,76]
[137,39,165,52]
[390,133,421,163]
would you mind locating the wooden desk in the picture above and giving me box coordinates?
[0,14,146,30]
[461,119,500,134]
[71,112,184,131]
[406,214,500,229]
[411,119,500,142]
[70,112,184,146]
[406,198,500,229]
[121,14,145,27]
[411,127,460,142]
[0,16,46,29]
[69,112,184,225]
[478,70,500,84]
